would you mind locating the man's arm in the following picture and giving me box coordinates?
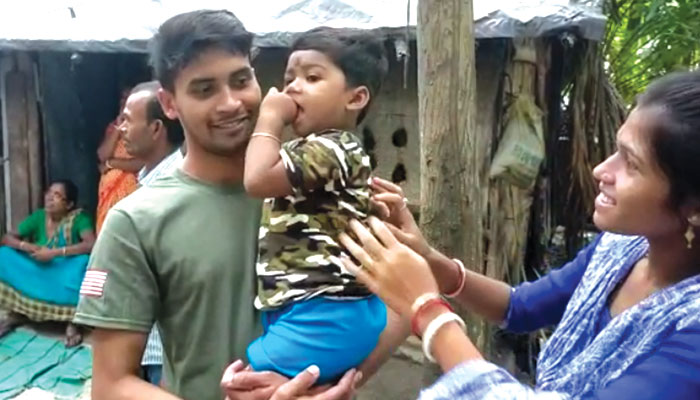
[75,209,164,399]
[91,328,181,400]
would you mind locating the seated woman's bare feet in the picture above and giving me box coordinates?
[0,312,27,338]
[64,323,83,347]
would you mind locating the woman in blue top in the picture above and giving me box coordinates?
[337,71,700,399]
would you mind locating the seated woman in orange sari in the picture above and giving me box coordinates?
[95,94,144,233]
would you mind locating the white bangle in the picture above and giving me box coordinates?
[411,292,441,315]
[445,258,467,298]
[422,312,466,363]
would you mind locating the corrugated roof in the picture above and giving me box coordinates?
[0,0,605,52]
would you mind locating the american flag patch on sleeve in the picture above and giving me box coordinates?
[80,270,108,297]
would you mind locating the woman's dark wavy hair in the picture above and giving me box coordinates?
[637,70,700,210]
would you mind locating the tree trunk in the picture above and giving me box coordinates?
[417,0,484,383]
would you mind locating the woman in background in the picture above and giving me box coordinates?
[95,88,143,233]
[0,180,95,346]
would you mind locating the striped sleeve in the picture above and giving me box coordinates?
[419,361,568,400]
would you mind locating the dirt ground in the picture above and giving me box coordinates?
[357,355,425,400]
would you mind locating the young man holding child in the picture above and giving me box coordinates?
[76,10,407,400]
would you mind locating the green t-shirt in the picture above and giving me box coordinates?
[74,169,262,400]
[18,208,93,247]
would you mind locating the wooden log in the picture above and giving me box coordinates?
[17,53,42,211]
[417,0,485,345]
[4,56,31,228]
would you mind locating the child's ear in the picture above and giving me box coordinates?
[346,86,370,113]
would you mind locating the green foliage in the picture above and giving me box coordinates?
[604,0,700,103]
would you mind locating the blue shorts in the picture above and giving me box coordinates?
[246,295,387,384]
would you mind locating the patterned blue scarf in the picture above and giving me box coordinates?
[536,233,700,396]
[419,233,700,400]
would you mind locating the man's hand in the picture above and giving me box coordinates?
[31,247,57,263]
[221,360,289,400]
[269,366,358,400]
[221,362,359,400]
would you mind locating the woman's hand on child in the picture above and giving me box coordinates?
[259,87,298,129]
[339,217,439,319]
[221,361,358,400]
[369,177,432,258]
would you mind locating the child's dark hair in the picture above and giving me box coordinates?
[291,27,389,124]
[150,10,253,92]
[637,70,700,209]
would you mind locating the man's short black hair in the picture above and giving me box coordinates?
[291,27,389,124]
[131,81,184,146]
[149,10,253,92]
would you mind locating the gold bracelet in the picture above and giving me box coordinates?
[105,160,114,169]
[251,132,282,144]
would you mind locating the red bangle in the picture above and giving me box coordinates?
[411,297,454,338]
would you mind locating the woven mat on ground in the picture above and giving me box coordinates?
[0,328,91,399]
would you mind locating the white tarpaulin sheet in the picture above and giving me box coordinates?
[0,0,605,52]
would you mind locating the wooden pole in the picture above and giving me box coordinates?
[17,53,43,211]
[4,57,31,228]
[417,0,486,357]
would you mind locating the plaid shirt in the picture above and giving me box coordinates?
[141,326,163,365]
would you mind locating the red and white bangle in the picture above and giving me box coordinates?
[444,258,467,298]
[422,312,467,363]
[410,293,453,337]
[411,293,441,315]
